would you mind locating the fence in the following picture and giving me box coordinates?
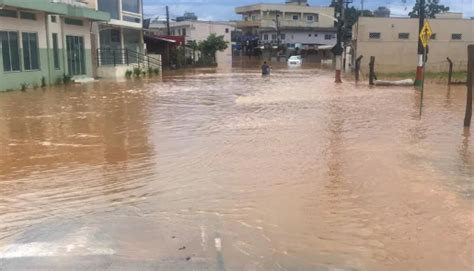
[355,56,468,85]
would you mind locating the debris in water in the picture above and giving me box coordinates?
[179,246,186,250]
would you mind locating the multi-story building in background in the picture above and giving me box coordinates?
[352,13,474,73]
[235,0,336,49]
[92,0,147,78]
[148,18,234,65]
[0,0,110,91]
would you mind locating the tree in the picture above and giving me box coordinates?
[198,34,228,64]
[186,40,199,64]
[374,6,391,17]
[409,0,450,18]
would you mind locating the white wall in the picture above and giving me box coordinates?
[0,11,48,48]
[261,30,336,45]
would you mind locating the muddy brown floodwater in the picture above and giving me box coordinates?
[0,63,473,271]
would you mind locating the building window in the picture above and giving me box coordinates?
[308,34,312,37]
[369,32,381,39]
[22,32,40,71]
[225,28,229,34]
[307,15,313,21]
[0,9,18,18]
[431,33,436,40]
[122,0,140,13]
[182,28,186,36]
[263,34,268,41]
[251,15,256,21]
[314,33,318,37]
[98,0,120,20]
[51,15,57,23]
[398,33,409,39]
[452,33,462,40]
[20,12,36,21]
[272,34,277,40]
[0,31,21,72]
[325,34,333,40]
[123,16,141,23]
[52,33,60,70]
[65,18,83,26]
[281,34,286,40]
[292,15,299,21]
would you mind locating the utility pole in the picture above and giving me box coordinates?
[276,12,281,61]
[333,0,344,83]
[465,45,473,127]
[415,0,425,86]
[166,6,171,36]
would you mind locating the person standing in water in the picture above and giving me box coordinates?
[261,61,271,76]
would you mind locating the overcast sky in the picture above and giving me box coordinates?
[142,0,473,20]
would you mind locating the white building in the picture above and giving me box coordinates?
[150,20,234,64]
[235,0,336,48]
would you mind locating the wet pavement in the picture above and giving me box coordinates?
[0,62,473,270]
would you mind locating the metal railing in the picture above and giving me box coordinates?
[97,48,162,68]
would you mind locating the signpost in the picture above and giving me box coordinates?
[418,21,432,115]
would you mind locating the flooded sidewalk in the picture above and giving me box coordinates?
[0,66,472,270]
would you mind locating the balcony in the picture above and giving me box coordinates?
[236,18,334,30]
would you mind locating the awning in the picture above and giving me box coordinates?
[0,0,110,21]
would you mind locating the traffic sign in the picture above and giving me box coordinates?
[419,21,433,48]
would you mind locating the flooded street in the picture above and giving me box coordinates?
[0,63,473,270]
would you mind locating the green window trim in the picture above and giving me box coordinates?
[22,32,40,71]
[0,9,18,18]
[20,11,36,20]
[0,31,21,72]
[64,18,84,26]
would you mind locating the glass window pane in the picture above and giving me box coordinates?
[9,32,20,71]
[30,33,39,70]
[22,33,31,70]
[122,0,140,13]
[98,0,119,20]
[53,33,60,69]
[0,32,11,71]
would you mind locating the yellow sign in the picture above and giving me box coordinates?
[419,21,433,48]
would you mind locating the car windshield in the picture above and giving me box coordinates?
[289,56,301,60]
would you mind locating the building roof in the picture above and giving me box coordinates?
[0,0,110,21]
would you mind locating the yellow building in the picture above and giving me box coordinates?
[352,13,474,73]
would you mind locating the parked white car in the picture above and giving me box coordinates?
[288,55,302,66]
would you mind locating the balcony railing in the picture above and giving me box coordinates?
[50,0,88,7]
[236,19,333,29]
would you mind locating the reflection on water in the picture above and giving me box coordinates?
[0,65,473,270]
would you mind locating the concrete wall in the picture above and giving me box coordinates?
[0,9,95,91]
[353,17,474,73]
[0,11,50,91]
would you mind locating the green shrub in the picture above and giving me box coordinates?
[41,76,47,88]
[32,83,39,90]
[153,68,160,75]
[63,73,72,84]
[20,83,29,92]
[133,67,142,78]
[148,67,153,76]
[125,70,133,78]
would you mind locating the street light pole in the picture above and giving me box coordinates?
[334,0,344,83]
